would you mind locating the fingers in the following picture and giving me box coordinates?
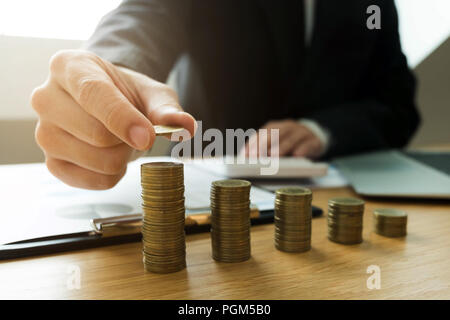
[246,133,259,157]
[242,120,325,159]
[35,121,132,175]
[116,66,198,138]
[277,128,309,156]
[246,131,272,157]
[32,49,199,191]
[292,138,324,159]
[46,158,126,190]
[245,120,295,157]
[149,105,197,139]
[31,82,121,147]
[139,83,197,138]
[50,50,155,150]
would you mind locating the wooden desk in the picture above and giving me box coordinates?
[0,187,449,299]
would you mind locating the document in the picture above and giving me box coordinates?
[0,157,275,244]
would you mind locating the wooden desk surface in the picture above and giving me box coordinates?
[0,187,449,299]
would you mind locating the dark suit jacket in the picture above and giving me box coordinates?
[85,0,420,158]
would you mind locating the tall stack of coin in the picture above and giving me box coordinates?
[373,208,407,237]
[274,187,312,253]
[327,197,364,245]
[141,162,186,273]
[210,180,251,263]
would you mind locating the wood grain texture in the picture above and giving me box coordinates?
[0,187,449,299]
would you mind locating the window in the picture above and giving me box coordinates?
[395,0,449,67]
[0,0,121,40]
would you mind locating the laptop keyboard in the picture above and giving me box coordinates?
[403,151,450,176]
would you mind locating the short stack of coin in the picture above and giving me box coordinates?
[141,162,186,273]
[327,197,364,245]
[274,187,312,253]
[210,180,251,263]
[373,208,407,237]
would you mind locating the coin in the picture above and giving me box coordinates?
[141,162,186,273]
[327,197,364,245]
[328,197,364,207]
[275,239,311,253]
[373,208,407,237]
[153,125,185,137]
[275,187,312,200]
[212,179,251,189]
[274,187,312,253]
[210,179,251,263]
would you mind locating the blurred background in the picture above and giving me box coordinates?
[0,0,449,164]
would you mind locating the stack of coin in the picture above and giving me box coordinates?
[210,180,251,263]
[373,208,407,237]
[141,162,186,273]
[274,187,312,253]
[327,197,364,245]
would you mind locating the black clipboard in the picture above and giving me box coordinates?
[0,206,322,260]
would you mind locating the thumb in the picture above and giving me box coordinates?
[138,83,197,138]
[149,104,197,140]
[51,51,156,151]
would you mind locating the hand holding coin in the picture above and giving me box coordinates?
[31,49,196,190]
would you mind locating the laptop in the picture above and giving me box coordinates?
[333,150,450,199]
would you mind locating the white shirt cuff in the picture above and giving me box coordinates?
[298,118,331,156]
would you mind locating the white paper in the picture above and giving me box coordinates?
[0,157,275,244]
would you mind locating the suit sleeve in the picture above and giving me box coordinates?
[308,0,420,159]
[83,0,190,82]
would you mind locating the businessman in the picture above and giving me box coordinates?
[31,0,419,189]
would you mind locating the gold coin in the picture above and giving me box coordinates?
[141,161,186,273]
[212,179,251,189]
[326,197,364,245]
[210,179,251,263]
[373,208,407,237]
[153,125,185,136]
[373,208,407,219]
[328,197,364,207]
[273,187,312,254]
[275,187,312,201]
